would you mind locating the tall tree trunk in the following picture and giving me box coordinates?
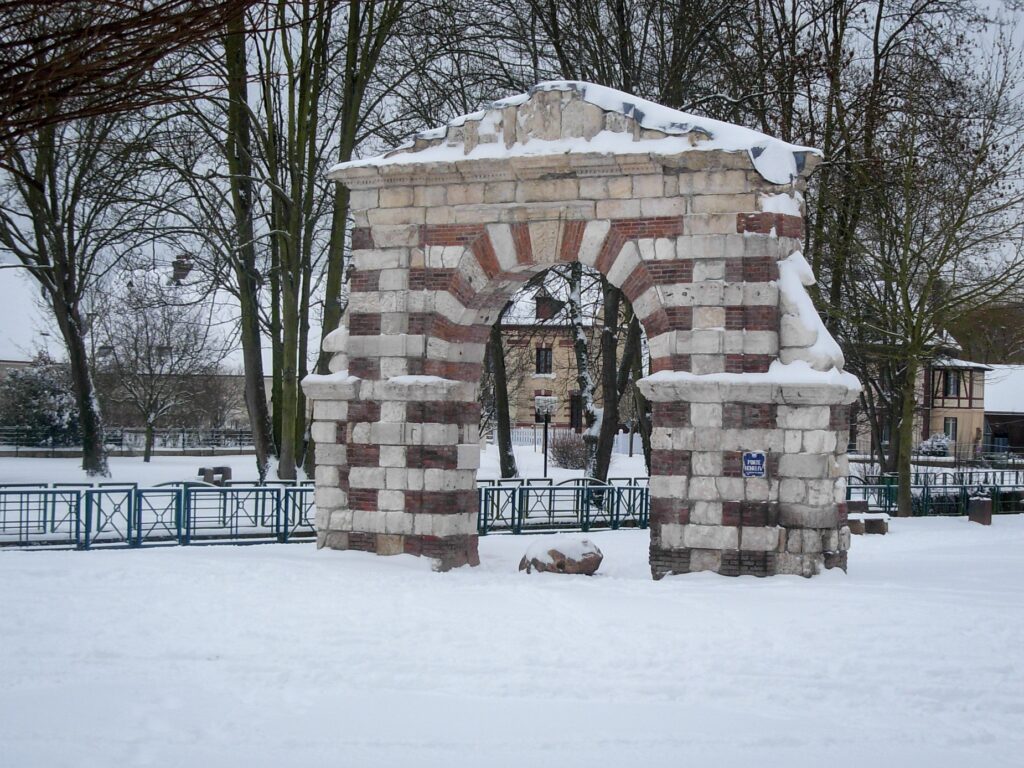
[144,422,154,463]
[57,308,108,476]
[224,10,275,481]
[593,280,621,481]
[567,262,598,474]
[895,362,918,517]
[489,321,518,478]
[278,267,300,479]
[622,313,651,474]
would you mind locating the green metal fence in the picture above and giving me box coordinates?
[0,484,315,549]
[477,478,649,534]
[846,477,1024,516]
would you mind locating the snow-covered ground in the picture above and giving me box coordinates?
[0,444,649,487]
[1,516,1022,767]
[0,453,264,486]
[477,442,648,481]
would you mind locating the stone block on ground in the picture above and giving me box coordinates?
[519,535,603,575]
[968,498,992,526]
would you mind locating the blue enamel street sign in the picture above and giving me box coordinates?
[742,451,766,478]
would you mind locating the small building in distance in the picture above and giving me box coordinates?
[983,365,1024,452]
[500,281,596,430]
[920,357,991,456]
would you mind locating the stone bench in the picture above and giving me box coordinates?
[198,466,232,486]
[847,500,888,534]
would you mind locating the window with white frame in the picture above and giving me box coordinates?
[943,417,958,442]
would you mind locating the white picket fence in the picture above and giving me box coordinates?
[499,425,643,455]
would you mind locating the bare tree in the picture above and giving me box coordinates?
[96,278,230,462]
[839,41,1024,514]
[0,0,258,164]
[0,112,168,475]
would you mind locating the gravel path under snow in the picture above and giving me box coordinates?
[1,517,1022,767]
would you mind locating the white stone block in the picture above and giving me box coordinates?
[740,525,783,552]
[352,247,408,270]
[687,476,720,501]
[683,524,739,550]
[310,421,338,444]
[379,445,407,467]
[329,509,353,531]
[802,430,837,454]
[316,443,347,466]
[312,400,348,421]
[650,475,688,498]
[315,486,347,510]
[778,453,828,478]
[578,220,612,268]
[384,510,414,535]
[606,240,640,288]
[776,406,830,430]
[690,501,722,525]
[715,477,745,499]
[457,444,480,470]
[349,467,386,489]
[779,478,807,503]
[659,523,686,549]
[377,490,406,511]
[314,465,338,487]
[690,403,723,428]
[381,401,406,422]
[370,423,403,445]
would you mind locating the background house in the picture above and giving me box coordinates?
[853,356,991,458]
[920,358,990,453]
[983,365,1024,451]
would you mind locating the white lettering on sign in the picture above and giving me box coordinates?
[742,451,766,478]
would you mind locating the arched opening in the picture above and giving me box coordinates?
[478,262,651,482]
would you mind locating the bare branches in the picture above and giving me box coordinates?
[0,1,260,157]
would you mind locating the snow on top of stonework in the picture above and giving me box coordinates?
[759,191,803,216]
[303,370,359,384]
[387,375,456,385]
[333,81,819,185]
[984,365,1024,413]
[645,359,861,391]
[777,251,845,369]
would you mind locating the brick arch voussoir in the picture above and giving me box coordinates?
[591,216,690,373]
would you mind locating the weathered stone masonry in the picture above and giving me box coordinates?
[303,81,859,576]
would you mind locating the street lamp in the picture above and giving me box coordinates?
[534,395,559,478]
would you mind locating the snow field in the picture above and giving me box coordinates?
[1,516,1022,767]
[0,453,265,486]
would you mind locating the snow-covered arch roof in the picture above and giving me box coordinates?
[330,81,820,185]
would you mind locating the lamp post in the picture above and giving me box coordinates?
[534,395,559,478]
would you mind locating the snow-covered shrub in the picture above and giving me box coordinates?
[549,432,588,469]
[918,433,952,456]
[0,353,80,446]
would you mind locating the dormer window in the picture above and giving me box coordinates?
[534,289,563,321]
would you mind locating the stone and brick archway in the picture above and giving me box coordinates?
[303,81,860,577]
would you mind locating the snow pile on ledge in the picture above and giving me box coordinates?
[334,81,819,185]
[759,192,803,216]
[387,375,459,386]
[302,370,358,386]
[776,251,845,370]
[643,360,861,391]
